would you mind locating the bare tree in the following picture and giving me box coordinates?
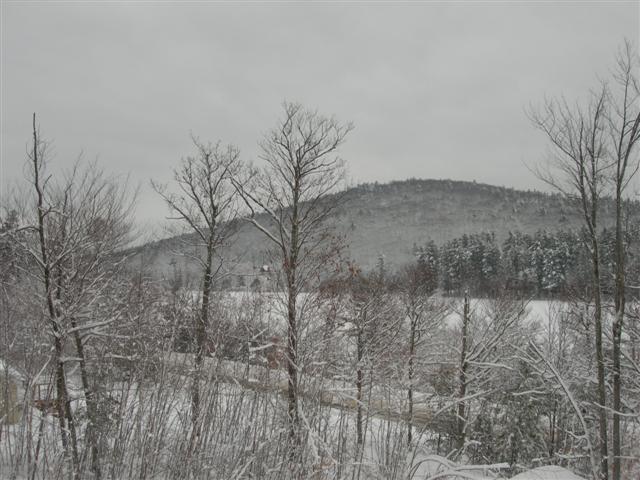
[233,102,352,457]
[152,137,241,446]
[393,260,443,445]
[26,116,80,473]
[606,41,640,480]
[449,295,529,460]
[531,41,640,480]
[529,86,611,480]
[8,114,137,479]
[455,291,471,453]
[342,263,393,450]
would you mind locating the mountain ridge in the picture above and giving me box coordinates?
[135,177,618,281]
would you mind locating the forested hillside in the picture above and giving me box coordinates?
[137,178,625,285]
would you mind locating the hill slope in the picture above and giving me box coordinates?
[135,178,612,281]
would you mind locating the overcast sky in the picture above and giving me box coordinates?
[1,1,638,229]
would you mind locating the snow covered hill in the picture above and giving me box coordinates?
[135,178,618,279]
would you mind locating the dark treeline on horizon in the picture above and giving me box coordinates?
[400,226,640,299]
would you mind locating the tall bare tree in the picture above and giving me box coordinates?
[606,41,640,480]
[26,116,79,472]
[10,114,136,479]
[532,41,640,480]
[455,291,471,453]
[530,86,611,480]
[233,102,352,457]
[152,137,241,445]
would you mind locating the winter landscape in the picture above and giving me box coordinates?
[1,3,639,480]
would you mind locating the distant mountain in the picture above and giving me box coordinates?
[133,178,617,283]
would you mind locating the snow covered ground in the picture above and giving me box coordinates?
[510,466,586,480]
[1,293,598,479]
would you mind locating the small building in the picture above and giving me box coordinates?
[0,359,24,425]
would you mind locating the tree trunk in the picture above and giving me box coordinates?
[612,187,625,480]
[31,114,79,477]
[71,321,101,479]
[192,235,214,434]
[356,329,364,448]
[286,280,300,452]
[591,237,609,480]
[407,317,416,445]
[286,176,301,458]
[456,293,470,453]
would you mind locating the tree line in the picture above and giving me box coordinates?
[410,225,639,298]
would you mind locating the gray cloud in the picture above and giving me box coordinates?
[2,2,638,228]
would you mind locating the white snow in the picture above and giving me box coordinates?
[510,466,586,480]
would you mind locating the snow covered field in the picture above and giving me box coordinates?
[1,294,622,479]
